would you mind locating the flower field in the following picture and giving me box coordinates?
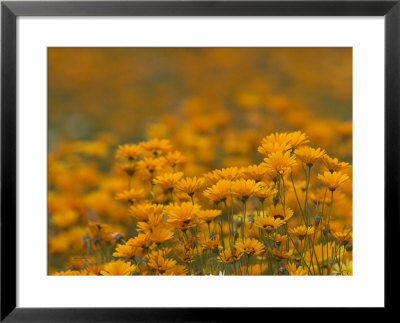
[48,48,352,275]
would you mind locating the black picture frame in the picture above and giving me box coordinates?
[1,0,399,321]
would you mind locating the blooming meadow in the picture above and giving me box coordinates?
[48,48,352,276]
[49,132,352,276]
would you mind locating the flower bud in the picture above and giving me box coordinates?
[278,267,286,275]
[248,217,254,229]
[314,216,321,228]
[112,232,124,244]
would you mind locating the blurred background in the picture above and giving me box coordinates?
[49,48,352,171]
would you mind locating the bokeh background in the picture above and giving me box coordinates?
[49,48,352,165]
[48,48,352,273]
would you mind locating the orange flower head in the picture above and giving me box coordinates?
[115,188,146,203]
[322,155,352,173]
[137,213,164,232]
[176,176,205,195]
[295,146,325,167]
[203,179,232,204]
[317,171,351,191]
[115,144,142,160]
[266,204,294,222]
[286,131,310,149]
[205,167,242,184]
[263,151,297,175]
[268,248,293,259]
[160,151,186,168]
[100,260,136,276]
[254,182,277,202]
[217,248,243,263]
[234,238,265,256]
[141,138,173,156]
[288,225,315,240]
[231,178,262,201]
[241,164,269,182]
[286,262,307,275]
[332,230,352,245]
[153,172,184,191]
[164,202,200,230]
[197,209,221,223]
[149,225,174,244]
[254,216,284,232]
[129,203,164,221]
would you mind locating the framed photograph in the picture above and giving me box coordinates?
[1,0,398,320]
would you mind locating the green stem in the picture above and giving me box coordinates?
[304,165,311,226]
[242,200,247,238]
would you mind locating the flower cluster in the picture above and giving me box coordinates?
[50,131,352,276]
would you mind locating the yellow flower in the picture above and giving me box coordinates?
[268,233,288,245]
[266,204,294,222]
[234,238,265,256]
[263,151,297,175]
[286,262,307,275]
[153,172,184,191]
[231,179,262,201]
[322,155,351,173]
[164,202,200,230]
[259,132,292,151]
[113,243,137,259]
[197,209,221,223]
[118,162,138,176]
[177,247,196,264]
[257,131,309,156]
[317,171,350,191]
[54,270,87,276]
[115,188,145,203]
[176,176,205,196]
[137,213,164,232]
[100,260,136,275]
[146,249,176,274]
[295,146,325,167]
[268,248,293,259]
[203,179,232,204]
[205,167,242,184]
[288,225,315,240]
[241,164,270,182]
[254,216,284,231]
[149,225,174,244]
[258,141,292,156]
[137,157,164,175]
[129,203,164,221]
[160,150,186,168]
[199,235,220,251]
[141,138,173,156]
[115,144,142,160]
[332,231,352,245]
[163,265,189,276]
[87,222,114,245]
[87,264,105,275]
[254,182,277,202]
[126,232,152,249]
[217,248,243,263]
[287,131,309,149]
